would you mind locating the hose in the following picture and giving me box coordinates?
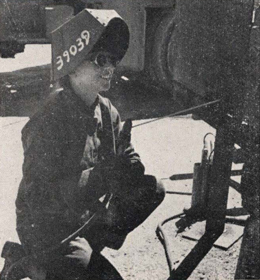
[156,213,185,274]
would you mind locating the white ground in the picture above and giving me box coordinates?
[0,116,243,279]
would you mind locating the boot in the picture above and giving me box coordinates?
[0,242,26,280]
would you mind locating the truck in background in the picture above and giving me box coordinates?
[0,0,255,107]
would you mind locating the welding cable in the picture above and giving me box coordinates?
[208,149,215,163]
[156,134,215,274]
[156,212,185,274]
[203,132,215,161]
[203,132,215,145]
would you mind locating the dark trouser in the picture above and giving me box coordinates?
[86,175,166,250]
[16,175,165,279]
[45,251,123,280]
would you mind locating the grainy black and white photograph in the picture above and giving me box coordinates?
[0,1,259,279]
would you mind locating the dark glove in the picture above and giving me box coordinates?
[117,119,132,156]
[84,161,113,203]
[113,155,144,181]
[115,119,145,182]
[85,156,143,198]
[86,119,144,197]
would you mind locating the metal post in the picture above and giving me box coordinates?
[168,123,235,280]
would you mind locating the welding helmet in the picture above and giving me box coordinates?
[51,9,129,81]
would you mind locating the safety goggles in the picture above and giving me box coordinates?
[89,52,119,68]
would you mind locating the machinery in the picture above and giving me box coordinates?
[1,0,258,102]
[155,0,260,278]
[0,0,259,279]
[0,0,254,105]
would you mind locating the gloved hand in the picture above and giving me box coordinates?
[113,118,145,185]
[65,237,93,268]
[85,156,143,201]
[112,155,144,181]
[117,119,132,156]
[85,118,144,198]
[84,161,112,203]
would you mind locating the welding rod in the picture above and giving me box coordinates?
[132,99,221,128]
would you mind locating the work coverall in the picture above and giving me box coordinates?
[15,82,165,279]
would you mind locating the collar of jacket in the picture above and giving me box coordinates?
[58,81,100,120]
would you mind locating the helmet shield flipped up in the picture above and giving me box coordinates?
[51,9,129,81]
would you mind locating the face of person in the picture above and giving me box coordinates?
[69,51,117,95]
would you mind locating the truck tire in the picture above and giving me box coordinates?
[146,10,199,107]
[150,11,176,92]
[145,11,166,86]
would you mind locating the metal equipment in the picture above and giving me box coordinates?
[155,1,260,278]
[0,0,256,106]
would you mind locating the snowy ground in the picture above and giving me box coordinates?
[0,116,243,280]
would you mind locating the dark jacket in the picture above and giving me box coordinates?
[15,84,143,253]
